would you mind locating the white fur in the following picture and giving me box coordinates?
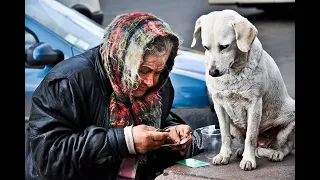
[191,9,295,171]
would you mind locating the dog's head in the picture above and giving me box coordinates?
[191,10,257,77]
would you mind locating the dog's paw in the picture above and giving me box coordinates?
[240,158,257,171]
[235,147,244,158]
[212,154,230,165]
[269,151,284,162]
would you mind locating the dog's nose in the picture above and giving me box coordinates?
[209,69,220,77]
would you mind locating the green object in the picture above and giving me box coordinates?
[176,158,210,168]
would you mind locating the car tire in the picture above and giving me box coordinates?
[92,10,104,25]
[71,4,93,19]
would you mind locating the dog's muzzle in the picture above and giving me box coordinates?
[209,69,221,77]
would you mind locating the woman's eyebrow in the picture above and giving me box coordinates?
[139,66,153,71]
[139,64,166,72]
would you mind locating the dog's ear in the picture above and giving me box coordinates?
[231,17,258,52]
[191,15,205,48]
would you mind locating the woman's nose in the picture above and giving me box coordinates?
[143,74,154,87]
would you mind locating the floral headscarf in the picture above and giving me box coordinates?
[100,12,180,128]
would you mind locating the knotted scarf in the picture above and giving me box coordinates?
[100,12,180,129]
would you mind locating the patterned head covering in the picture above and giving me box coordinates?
[100,12,180,128]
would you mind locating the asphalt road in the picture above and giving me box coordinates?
[99,0,295,99]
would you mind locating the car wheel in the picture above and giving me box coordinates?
[71,4,93,19]
[92,10,104,25]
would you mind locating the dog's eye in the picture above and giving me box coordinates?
[219,44,229,50]
[203,46,209,50]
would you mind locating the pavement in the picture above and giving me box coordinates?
[156,151,295,180]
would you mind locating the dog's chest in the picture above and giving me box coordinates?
[213,90,253,127]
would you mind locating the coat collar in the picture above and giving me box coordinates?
[86,45,113,98]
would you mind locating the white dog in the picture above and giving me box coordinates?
[191,9,295,170]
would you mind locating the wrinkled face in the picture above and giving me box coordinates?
[133,50,170,97]
[201,13,238,77]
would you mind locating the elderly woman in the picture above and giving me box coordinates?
[25,12,203,180]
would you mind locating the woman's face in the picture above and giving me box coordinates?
[133,50,171,98]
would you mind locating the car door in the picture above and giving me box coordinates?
[25,16,75,123]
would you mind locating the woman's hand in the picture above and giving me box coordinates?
[165,125,193,156]
[132,125,169,154]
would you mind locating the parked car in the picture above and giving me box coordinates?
[207,0,295,12]
[25,0,218,130]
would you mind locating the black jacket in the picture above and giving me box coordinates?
[25,46,203,180]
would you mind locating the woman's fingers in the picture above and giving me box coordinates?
[148,131,169,141]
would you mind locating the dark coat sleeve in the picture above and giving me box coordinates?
[159,77,184,128]
[27,71,130,179]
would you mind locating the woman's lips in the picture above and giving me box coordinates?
[137,84,148,91]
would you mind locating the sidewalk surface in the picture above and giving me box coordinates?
[156,151,295,180]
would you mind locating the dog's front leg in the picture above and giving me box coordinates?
[212,105,232,165]
[240,98,262,171]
